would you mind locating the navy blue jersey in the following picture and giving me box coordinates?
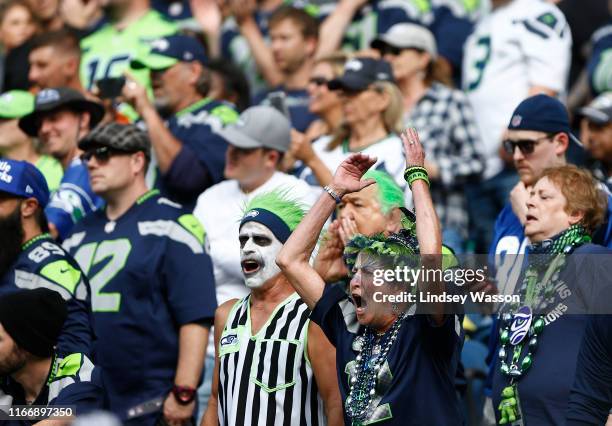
[0,234,95,357]
[253,87,318,133]
[63,189,217,422]
[311,285,464,425]
[45,157,105,241]
[153,98,237,203]
[491,244,612,425]
[588,23,612,96]
[567,315,612,425]
[0,353,105,425]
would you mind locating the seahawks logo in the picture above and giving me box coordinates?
[245,210,259,218]
[220,334,238,346]
[510,306,533,346]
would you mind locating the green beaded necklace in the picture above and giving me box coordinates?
[497,224,591,424]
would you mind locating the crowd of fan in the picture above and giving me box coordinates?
[1,0,612,425]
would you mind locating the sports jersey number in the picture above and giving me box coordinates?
[467,36,491,91]
[29,242,64,263]
[85,54,131,90]
[493,235,528,296]
[73,239,132,312]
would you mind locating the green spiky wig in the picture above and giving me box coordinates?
[240,188,307,242]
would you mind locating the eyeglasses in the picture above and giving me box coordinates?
[80,146,122,163]
[309,76,329,87]
[502,136,553,155]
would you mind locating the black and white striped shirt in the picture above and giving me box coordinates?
[218,293,326,426]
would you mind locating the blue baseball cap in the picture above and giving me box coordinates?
[507,94,582,145]
[0,159,49,207]
[130,35,208,70]
[328,57,395,91]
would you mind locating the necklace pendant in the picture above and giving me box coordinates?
[509,306,532,346]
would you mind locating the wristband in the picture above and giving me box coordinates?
[323,185,343,204]
[403,166,428,182]
[407,171,430,189]
[171,385,196,405]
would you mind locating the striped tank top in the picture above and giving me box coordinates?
[218,292,326,426]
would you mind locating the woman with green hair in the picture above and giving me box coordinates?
[277,128,464,425]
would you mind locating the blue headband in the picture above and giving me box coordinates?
[240,208,291,243]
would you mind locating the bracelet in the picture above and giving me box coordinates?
[407,172,430,189]
[403,166,428,182]
[323,185,343,204]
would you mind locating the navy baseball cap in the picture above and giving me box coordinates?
[0,159,49,206]
[507,94,582,145]
[328,57,395,91]
[130,35,208,70]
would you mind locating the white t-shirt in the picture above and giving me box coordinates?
[462,0,571,179]
[298,134,411,204]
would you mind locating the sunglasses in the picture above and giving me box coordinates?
[80,146,124,163]
[502,136,553,155]
[309,76,329,86]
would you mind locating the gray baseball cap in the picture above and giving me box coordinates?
[371,23,437,59]
[577,92,612,125]
[216,106,291,152]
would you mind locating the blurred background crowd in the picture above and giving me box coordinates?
[2,0,612,425]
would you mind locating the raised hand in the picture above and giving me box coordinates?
[330,153,377,196]
[190,0,223,34]
[314,220,349,282]
[400,127,426,168]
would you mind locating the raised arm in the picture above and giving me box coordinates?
[315,0,367,59]
[400,128,444,323]
[276,153,376,309]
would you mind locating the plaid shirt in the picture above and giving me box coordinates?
[405,83,485,238]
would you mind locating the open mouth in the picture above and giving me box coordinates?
[525,214,537,222]
[351,292,367,315]
[241,259,261,275]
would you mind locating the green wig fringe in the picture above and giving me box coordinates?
[242,188,307,232]
[343,229,420,276]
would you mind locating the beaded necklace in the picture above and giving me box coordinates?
[346,313,406,423]
[497,224,590,424]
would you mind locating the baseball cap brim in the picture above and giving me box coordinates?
[576,106,612,126]
[0,91,34,119]
[19,99,105,137]
[371,36,400,51]
[130,53,178,71]
[217,126,264,149]
[328,75,371,91]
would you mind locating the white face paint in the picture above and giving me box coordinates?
[239,221,284,289]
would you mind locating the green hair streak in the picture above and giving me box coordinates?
[363,170,405,215]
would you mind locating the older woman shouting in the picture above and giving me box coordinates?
[491,165,612,425]
[277,128,464,425]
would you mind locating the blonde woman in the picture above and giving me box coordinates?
[296,57,408,199]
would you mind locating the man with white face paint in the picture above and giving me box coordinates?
[202,190,342,426]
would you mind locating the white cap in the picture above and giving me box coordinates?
[371,23,437,59]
